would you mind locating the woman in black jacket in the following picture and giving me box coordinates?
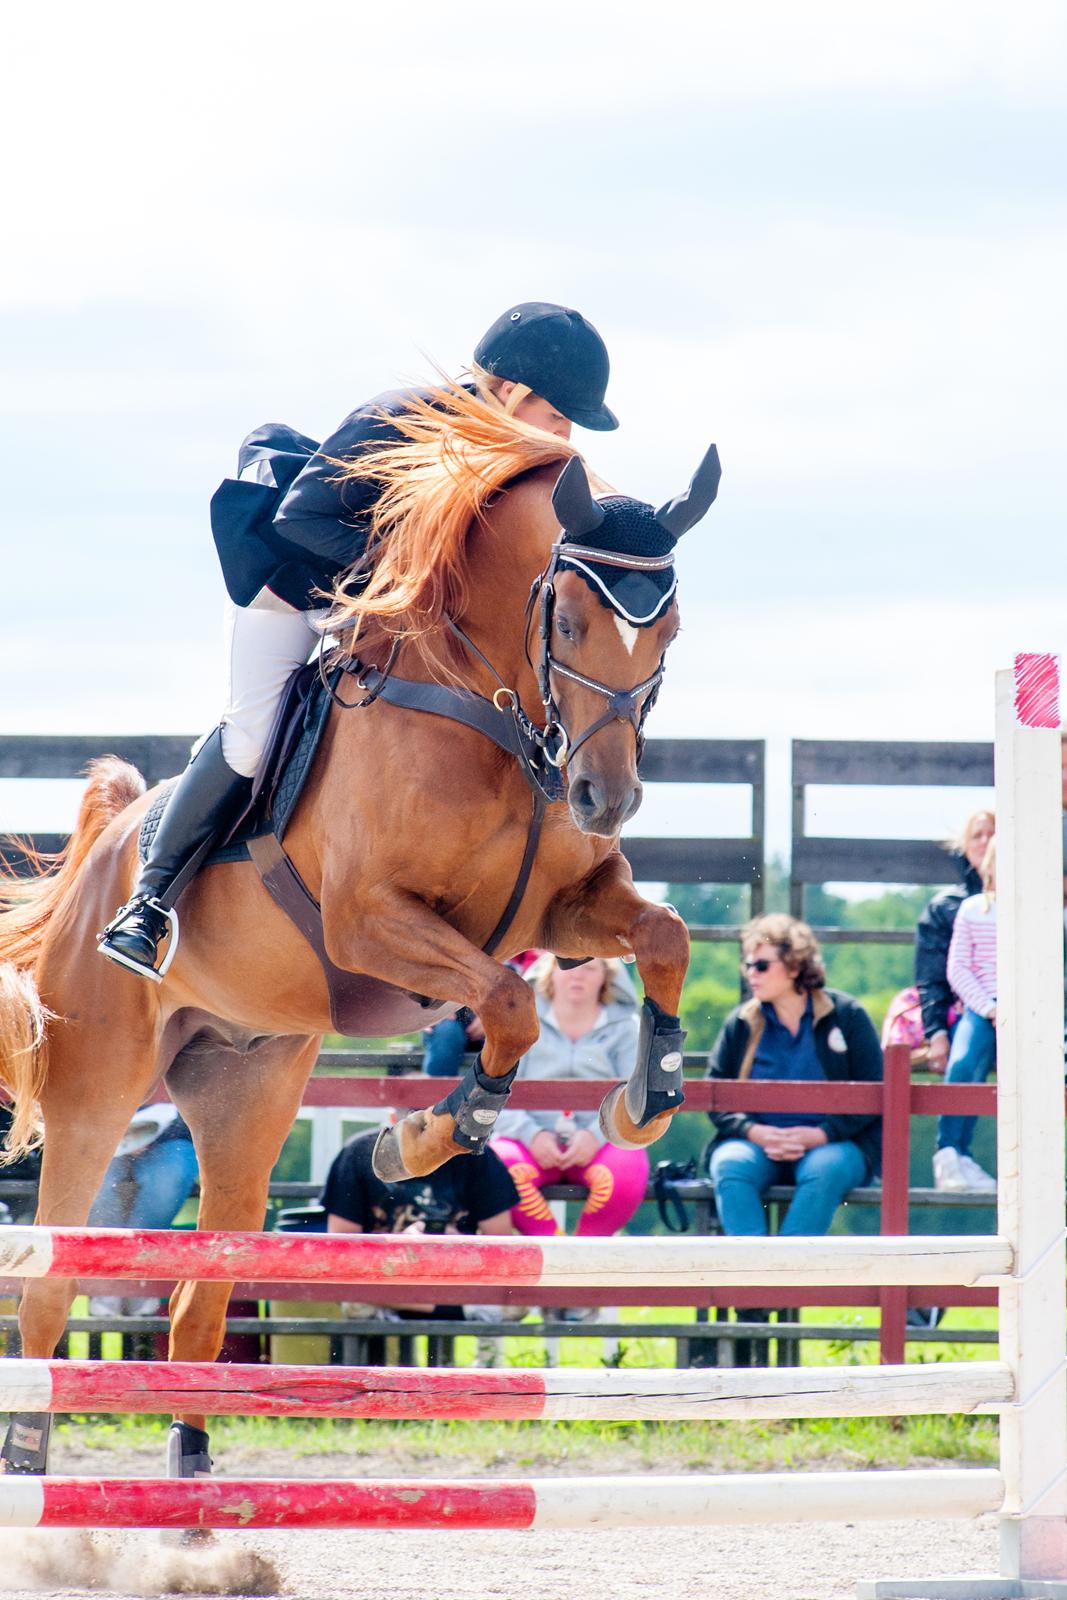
[914,810,995,1073]
[705,915,882,1236]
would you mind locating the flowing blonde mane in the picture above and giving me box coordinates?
[325,384,576,660]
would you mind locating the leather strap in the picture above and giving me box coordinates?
[480,790,547,957]
[351,666,565,804]
[247,834,447,1034]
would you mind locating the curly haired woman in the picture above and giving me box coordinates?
[704,914,882,1236]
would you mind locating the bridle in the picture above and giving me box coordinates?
[524,538,676,770]
[333,538,677,802]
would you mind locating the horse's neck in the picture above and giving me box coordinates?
[411,477,553,707]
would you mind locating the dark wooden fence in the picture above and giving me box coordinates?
[0,734,768,936]
[790,739,994,945]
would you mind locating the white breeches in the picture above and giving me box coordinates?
[220,600,323,778]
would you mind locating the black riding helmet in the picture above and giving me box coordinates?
[473,302,618,431]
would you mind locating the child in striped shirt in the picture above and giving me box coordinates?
[933,841,997,1191]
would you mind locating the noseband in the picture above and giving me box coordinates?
[527,539,675,769]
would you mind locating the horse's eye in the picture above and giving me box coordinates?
[556,615,573,640]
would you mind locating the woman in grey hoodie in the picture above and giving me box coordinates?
[491,956,648,1236]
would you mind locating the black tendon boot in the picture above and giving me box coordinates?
[168,1420,212,1478]
[0,1412,52,1474]
[98,728,251,982]
[165,1421,214,1545]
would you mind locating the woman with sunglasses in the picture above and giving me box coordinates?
[704,914,882,1237]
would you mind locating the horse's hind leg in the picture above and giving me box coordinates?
[163,1032,319,1479]
[2,1012,162,1474]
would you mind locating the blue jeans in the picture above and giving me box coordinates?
[708,1138,870,1236]
[423,1018,473,1077]
[937,1007,997,1156]
[89,1134,199,1230]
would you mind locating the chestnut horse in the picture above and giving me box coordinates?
[0,389,717,1476]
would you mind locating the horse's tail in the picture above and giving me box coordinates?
[0,756,145,1159]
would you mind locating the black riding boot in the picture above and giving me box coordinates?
[97,727,251,982]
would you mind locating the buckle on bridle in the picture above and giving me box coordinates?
[543,721,569,769]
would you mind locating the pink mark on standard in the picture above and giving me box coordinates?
[1014,653,1061,729]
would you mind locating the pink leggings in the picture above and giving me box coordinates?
[492,1137,649,1237]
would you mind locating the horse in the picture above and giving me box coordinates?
[0,386,718,1478]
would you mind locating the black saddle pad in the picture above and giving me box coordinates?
[138,665,335,868]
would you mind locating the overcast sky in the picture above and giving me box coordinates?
[2,1,1063,860]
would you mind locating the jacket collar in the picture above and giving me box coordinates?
[740,987,835,1028]
[737,986,835,1080]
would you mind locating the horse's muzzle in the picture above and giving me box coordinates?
[567,776,643,837]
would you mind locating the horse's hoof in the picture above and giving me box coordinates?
[372,1123,415,1182]
[598,1084,673,1149]
[0,1413,51,1475]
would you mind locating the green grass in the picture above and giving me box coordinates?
[51,1410,997,1474]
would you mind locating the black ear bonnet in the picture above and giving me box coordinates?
[550,447,721,628]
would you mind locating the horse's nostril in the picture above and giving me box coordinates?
[571,778,602,815]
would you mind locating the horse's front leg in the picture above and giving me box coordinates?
[323,890,541,1181]
[542,850,690,1149]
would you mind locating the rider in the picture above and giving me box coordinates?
[98,303,618,981]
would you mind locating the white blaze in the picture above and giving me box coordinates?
[613,617,638,654]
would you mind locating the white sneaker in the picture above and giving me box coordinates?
[933,1148,967,1191]
[957,1154,997,1192]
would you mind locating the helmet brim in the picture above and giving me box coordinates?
[560,401,619,432]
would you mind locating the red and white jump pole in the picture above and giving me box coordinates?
[0,1226,1012,1288]
[0,1357,1013,1423]
[0,1471,1004,1532]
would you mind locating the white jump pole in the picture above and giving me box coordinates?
[863,656,1067,1600]
[996,657,1067,1585]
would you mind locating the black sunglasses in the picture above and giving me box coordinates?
[741,957,778,974]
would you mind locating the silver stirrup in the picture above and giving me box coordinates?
[97,900,180,984]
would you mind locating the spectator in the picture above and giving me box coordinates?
[422,1007,484,1078]
[915,810,995,1074]
[423,956,541,1077]
[704,914,882,1237]
[88,1102,199,1318]
[0,1104,40,1224]
[934,840,998,1192]
[321,1127,517,1324]
[491,955,648,1240]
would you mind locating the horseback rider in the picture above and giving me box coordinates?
[98,302,618,981]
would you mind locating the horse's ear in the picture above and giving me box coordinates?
[552,456,606,538]
[655,444,721,538]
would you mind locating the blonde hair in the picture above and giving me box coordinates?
[324,383,575,666]
[946,809,995,857]
[979,838,996,902]
[742,913,826,994]
[468,361,533,417]
[531,953,630,1007]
